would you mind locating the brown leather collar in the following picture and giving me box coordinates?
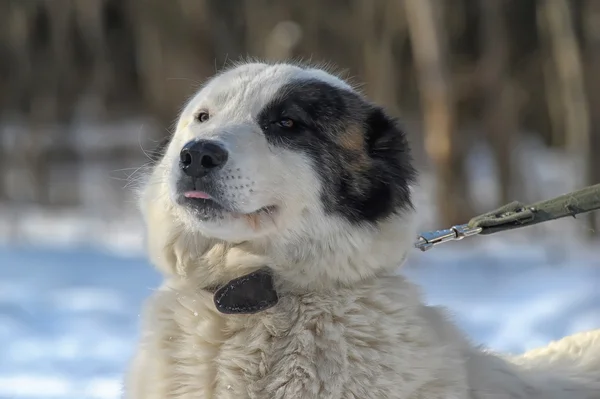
[206,268,279,315]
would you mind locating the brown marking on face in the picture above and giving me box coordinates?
[337,124,371,172]
[337,124,365,152]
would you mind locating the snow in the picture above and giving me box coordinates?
[404,239,600,352]
[0,247,160,399]
[1,238,599,399]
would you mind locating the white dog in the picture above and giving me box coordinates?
[125,61,600,399]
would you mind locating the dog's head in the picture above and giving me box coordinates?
[141,62,417,289]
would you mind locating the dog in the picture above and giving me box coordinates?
[125,61,600,399]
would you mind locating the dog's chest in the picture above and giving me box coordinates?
[154,289,348,398]
[152,288,297,398]
[149,284,455,399]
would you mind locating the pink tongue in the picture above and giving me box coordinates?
[184,191,212,199]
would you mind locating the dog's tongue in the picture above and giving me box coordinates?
[184,191,212,199]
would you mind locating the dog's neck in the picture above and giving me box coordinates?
[258,210,417,291]
[146,205,416,304]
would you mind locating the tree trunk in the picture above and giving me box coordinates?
[361,1,403,114]
[537,0,593,235]
[404,0,472,226]
[479,0,519,206]
[582,0,600,235]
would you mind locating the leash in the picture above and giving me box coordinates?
[415,183,600,252]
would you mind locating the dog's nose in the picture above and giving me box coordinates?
[179,140,229,178]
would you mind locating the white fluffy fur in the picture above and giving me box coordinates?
[125,62,600,399]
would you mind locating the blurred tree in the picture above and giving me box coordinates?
[538,0,593,234]
[583,0,600,233]
[404,0,473,226]
[479,0,519,206]
[360,1,404,114]
[128,0,215,133]
[0,0,597,235]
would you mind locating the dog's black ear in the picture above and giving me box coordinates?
[364,107,416,176]
[361,106,417,217]
[365,107,394,152]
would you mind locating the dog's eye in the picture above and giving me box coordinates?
[276,118,294,128]
[196,112,210,123]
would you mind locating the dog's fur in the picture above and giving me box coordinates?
[125,61,600,399]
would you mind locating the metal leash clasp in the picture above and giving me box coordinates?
[414,224,483,252]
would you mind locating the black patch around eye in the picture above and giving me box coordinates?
[277,118,295,129]
[257,79,348,143]
[256,77,417,225]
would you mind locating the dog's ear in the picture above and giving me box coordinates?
[364,107,416,178]
[365,107,395,152]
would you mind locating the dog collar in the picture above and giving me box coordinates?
[208,268,279,315]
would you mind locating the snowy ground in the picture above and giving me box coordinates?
[1,239,599,399]
[0,247,159,399]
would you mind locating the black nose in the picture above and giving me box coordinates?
[179,140,229,178]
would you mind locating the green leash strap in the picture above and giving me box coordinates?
[415,183,600,252]
[467,183,600,235]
